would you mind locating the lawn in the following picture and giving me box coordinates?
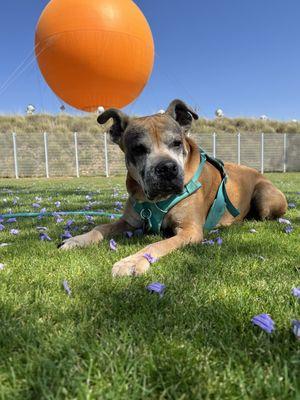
[0,173,299,400]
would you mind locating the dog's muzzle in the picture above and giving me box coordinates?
[145,160,184,200]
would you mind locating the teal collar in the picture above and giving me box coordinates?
[132,148,239,234]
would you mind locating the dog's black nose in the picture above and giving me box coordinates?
[155,161,178,179]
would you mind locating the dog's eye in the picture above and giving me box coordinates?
[171,140,182,148]
[132,144,148,156]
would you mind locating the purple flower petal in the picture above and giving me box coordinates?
[36,226,48,231]
[62,280,71,296]
[10,229,19,235]
[85,215,94,223]
[292,287,300,298]
[291,320,300,340]
[251,314,275,333]
[65,219,74,227]
[110,214,116,220]
[109,239,117,251]
[0,263,5,271]
[61,231,72,240]
[143,253,157,264]
[0,224,5,231]
[288,203,296,209]
[40,207,47,214]
[278,218,291,225]
[202,239,215,245]
[56,217,64,224]
[39,232,52,241]
[32,203,40,208]
[209,229,219,235]
[215,237,223,245]
[114,201,123,210]
[6,218,17,223]
[284,225,293,234]
[125,231,133,238]
[54,201,61,208]
[146,282,166,298]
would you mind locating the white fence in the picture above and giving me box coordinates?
[0,132,299,178]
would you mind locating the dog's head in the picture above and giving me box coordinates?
[97,99,198,201]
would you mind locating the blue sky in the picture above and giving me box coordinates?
[0,0,300,119]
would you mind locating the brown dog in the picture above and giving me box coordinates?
[59,99,287,276]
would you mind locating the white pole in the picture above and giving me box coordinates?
[12,132,19,179]
[74,132,80,178]
[260,132,264,174]
[237,132,241,165]
[104,132,109,177]
[283,133,287,173]
[213,132,216,158]
[44,131,49,178]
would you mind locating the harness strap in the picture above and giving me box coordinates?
[133,149,206,233]
[204,176,239,230]
[132,148,239,234]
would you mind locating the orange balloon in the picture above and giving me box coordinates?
[35,0,154,112]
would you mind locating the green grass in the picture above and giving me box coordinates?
[0,174,299,400]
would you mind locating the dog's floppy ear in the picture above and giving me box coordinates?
[166,99,198,132]
[97,109,129,145]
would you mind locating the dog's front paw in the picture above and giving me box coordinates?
[58,235,86,250]
[112,255,150,277]
[58,232,101,250]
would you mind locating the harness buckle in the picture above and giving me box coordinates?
[185,180,201,194]
[140,208,152,220]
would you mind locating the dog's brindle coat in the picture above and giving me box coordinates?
[59,99,287,276]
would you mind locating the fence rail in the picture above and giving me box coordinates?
[0,132,299,178]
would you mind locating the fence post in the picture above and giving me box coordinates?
[44,131,49,178]
[213,132,216,158]
[104,132,109,177]
[237,132,241,165]
[12,132,19,179]
[74,132,80,178]
[260,132,264,174]
[283,133,287,173]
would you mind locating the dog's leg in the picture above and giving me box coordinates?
[249,179,287,220]
[112,226,203,276]
[58,219,133,250]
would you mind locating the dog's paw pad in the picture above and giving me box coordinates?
[58,238,81,250]
[112,256,150,277]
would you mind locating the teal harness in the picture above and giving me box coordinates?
[132,148,240,234]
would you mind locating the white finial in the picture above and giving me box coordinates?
[215,108,224,118]
[26,104,35,115]
[260,115,268,121]
[97,106,105,115]
[157,109,165,114]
